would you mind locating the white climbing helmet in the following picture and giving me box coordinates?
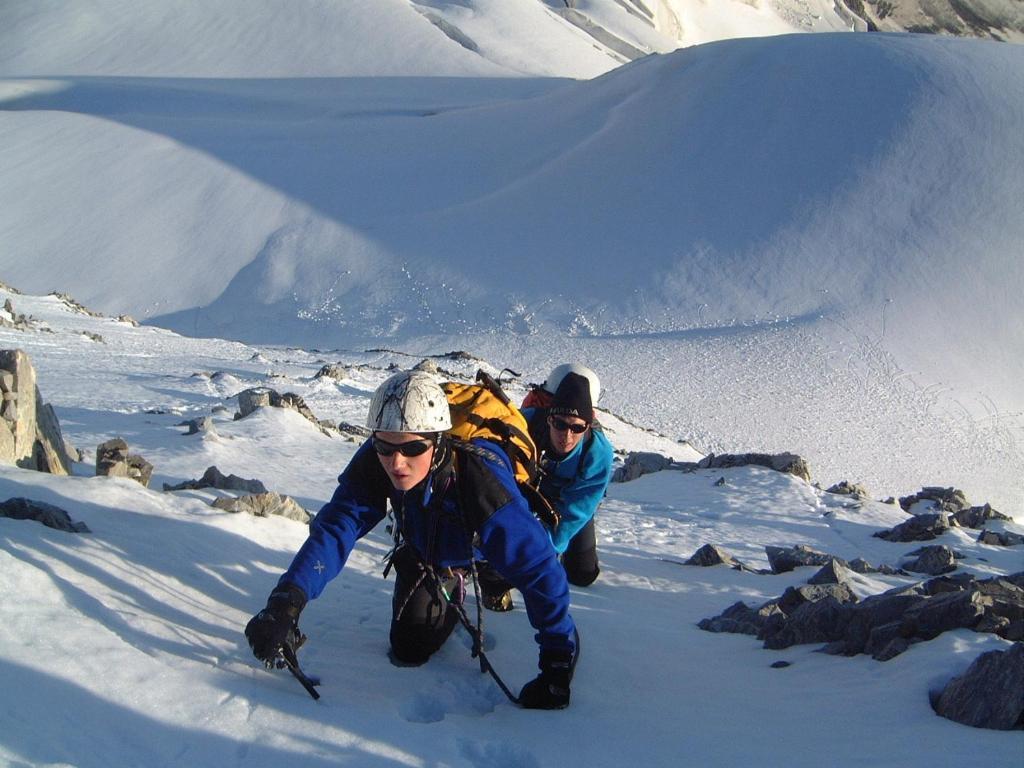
[542,363,601,403]
[366,370,452,432]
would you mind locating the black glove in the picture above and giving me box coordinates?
[245,583,307,667]
[519,646,575,710]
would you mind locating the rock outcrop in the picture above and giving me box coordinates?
[211,491,310,523]
[95,438,153,487]
[684,544,738,568]
[765,544,842,574]
[0,349,73,475]
[932,643,1024,730]
[613,451,674,483]
[235,387,336,436]
[699,572,1024,661]
[696,452,812,482]
[163,465,268,494]
[0,497,90,533]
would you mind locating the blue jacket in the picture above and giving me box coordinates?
[279,437,577,654]
[523,407,615,553]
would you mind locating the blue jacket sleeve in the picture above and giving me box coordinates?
[549,430,614,553]
[278,440,389,601]
[469,442,577,654]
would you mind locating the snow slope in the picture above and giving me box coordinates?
[0,296,1021,767]
[0,0,855,80]
[0,8,1021,548]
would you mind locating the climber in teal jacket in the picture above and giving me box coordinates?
[522,365,614,586]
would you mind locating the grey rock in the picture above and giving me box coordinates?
[874,512,950,542]
[0,422,14,462]
[902,545,960,575]
[315,363,348,381]
[612,451,674,483]
[854,0,1024,43]
[684,544,737,567]
[34,401,73,475]
[49,291,102,317]
[903,589,989,640]
[834,594,927,657]
[274,392,319,425]
[703,572,1024,661]
[0,349,37,462]
[848,557,878,574]
[236,387,331,435]
[921,572,976,595]
[952,503,1012,529]
[163,465,268,494]
[696,452,811,482]
[180,416,217,436]
[979,530,1024,547]
[237,387,274,418]
[763,596,855,650]
[63,435,84,463]
[96,438,130,477]
[96,439,152,487]
[698,600,784,636]
[777,583,858,615]
[126,454,154,488]
[826,480,869,498]
[809,559,853,585]
[0,497,90,533]
[872,635,916,662]
[765,544,842,574]
[933,643,1024,730]
[211,492,310,523]
[899,486,970,514]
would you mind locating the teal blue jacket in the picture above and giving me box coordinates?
[523,407,615,553]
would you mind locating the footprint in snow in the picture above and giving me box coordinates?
[457,737,541,768]
[398,674,502,723]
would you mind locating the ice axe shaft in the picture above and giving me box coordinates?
[276,644,321,700]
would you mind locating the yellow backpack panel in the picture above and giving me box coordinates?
[442,370,559,529]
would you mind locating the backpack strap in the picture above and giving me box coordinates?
[448,439,514,533]
[452,438,560,532]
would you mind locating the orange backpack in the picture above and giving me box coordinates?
[442,370,559,529]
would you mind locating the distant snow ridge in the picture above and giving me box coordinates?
[133,35,1022,352]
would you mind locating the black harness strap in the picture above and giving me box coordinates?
[385,443,521,706]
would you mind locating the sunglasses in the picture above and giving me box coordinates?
[371,436,434,457]
[548,416,588,434]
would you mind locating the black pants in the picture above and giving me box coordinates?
[563,516,600,586]
[389,546,459,664]
[478,516,601,611]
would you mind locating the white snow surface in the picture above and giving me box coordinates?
[1,5,1022,513]
[0,5,1022,761]
[0,297,1021,767]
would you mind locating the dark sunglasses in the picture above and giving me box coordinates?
[371,436,433,457]
[548,416,588,434]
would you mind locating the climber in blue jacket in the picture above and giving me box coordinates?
[479,365,614,612]
[245,370,578,709]
[523,364,614,586]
